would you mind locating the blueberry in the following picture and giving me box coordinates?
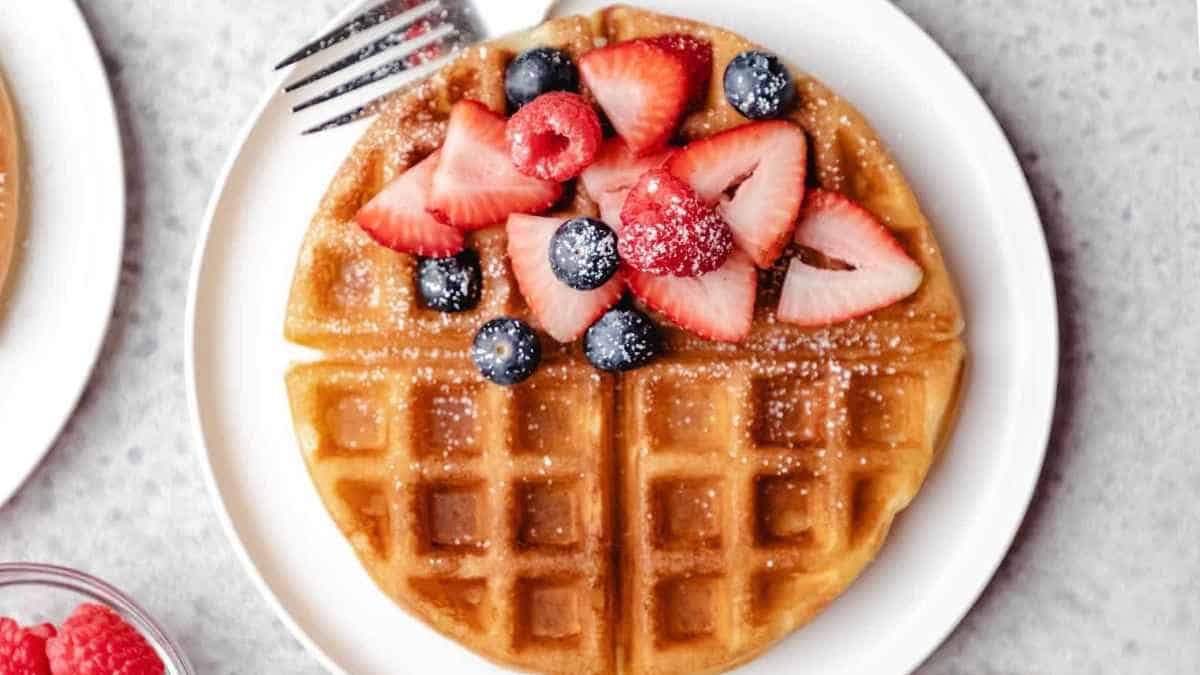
[471,317,541,385]
[723,50,796,120]
[548,217,620,291]
[505,47,579,112]
[416,251,482,312]
[584,307,660,372]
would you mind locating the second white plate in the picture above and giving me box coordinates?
[187,1,1057,673]
[0,0,124,506]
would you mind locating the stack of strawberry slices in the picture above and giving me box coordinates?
[354,35,923,383]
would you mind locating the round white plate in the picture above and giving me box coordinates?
[186,1,1057,673]
[0,1,124,506]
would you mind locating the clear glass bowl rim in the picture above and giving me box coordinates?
[0,562,194,675]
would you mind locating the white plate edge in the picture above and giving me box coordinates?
[0,0,127,506]
[853,2,1060,672]
[182,40,357,675]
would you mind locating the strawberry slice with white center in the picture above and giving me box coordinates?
[579,138,673,229]
[624,248,756,343]
[353,150,464,256]
[506,214,624,342]
[429,100,563,229]
[668,120,807,267]
[579,40,689,156]
[777,190,923,326]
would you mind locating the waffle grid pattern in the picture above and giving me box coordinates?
[287,359,614,670]
[288,229,527,355]
[619,356,930,672]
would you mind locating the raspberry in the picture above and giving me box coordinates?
[0,617,55,675]
[46,604,163,675]
[506,92,602,181]
[619,168,733,277]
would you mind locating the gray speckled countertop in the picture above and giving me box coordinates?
[1,1,1197,673]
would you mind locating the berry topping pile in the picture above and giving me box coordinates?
[584,306,660,372]
[505,47,580,112]
[471,317,542,385]
[548,217,620,290]
[618,168,733,277]
[348,33,924,383]
[506,92,602,181]
[2,603,164,675]
[723,50,796,120]
[416,251,482,312]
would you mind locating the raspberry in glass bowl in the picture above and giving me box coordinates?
[0,563,193,674]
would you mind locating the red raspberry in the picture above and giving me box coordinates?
[645,34,713,101]
[0,617,55,675]
[619,168,733,276]
[506,92,602,181]
[46,604,163,675]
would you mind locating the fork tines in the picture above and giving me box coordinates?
[275,0,422,70]
[291,22,457,113]
[281,0,482,134]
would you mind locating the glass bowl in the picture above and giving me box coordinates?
[0,562,193,674]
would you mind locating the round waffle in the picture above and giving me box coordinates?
[0,71,19,298]
[284,5,965,674]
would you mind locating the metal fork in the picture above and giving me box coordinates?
[279,0,555,134]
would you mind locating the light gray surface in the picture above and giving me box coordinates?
[0,1,1197,673]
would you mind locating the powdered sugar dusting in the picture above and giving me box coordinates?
[619,168,733,276]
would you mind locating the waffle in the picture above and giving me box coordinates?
[0,72,19,298]
[283,5,965,674]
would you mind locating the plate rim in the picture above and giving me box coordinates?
[0,0,126,506]
[853,4,1059,672]
[184,1,1059,673]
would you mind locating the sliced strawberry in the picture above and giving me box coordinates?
[429,99,562,229]
[646,34,712,101]
[578,138,673,228]
[625,248,756,343]
[777,190,923,326]
[506,214,624,342]
[353,151,464,256]
[669,120,807,268]
[578,40,688,156]
[593,191,628,234]
[579,139,673,198]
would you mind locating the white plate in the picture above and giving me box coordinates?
[0,1,124,506]
[186,1,1057,673]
